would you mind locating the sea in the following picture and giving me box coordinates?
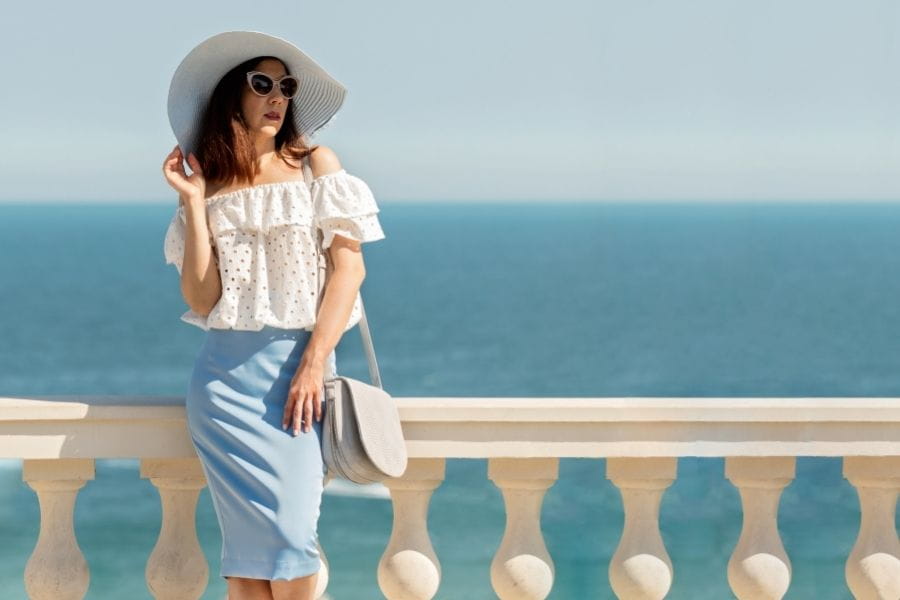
[1,200,899,599]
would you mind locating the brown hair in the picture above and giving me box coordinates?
[194,56,318,186]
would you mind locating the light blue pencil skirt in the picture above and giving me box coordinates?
[185,325,337,581]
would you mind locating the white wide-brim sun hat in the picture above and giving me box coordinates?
[167,30,347,159]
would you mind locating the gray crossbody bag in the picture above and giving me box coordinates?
[301,155,408,484]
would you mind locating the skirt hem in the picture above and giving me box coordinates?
[220,556,322,581]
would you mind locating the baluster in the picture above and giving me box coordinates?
[488,457,558,600]
[843,456,900,600]
[140,458,208,600]
[606,457,676,600]
[378,458,445,600]
[23,458,95,600]
[725,456,794,600]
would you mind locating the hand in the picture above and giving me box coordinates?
[283,359,326,435]
[162,144,206,202]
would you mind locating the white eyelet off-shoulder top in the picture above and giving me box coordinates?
[163,169,385,332]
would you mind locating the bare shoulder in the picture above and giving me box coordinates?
[308,145,344,178]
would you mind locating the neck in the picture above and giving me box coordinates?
[253,136,277,164]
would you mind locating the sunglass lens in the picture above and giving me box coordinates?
[250,74,274,95]
[280,77,299,99]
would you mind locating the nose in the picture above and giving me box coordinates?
[270,87,288,102]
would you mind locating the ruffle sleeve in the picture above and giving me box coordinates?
[310,169,386,250]
[163,206,186,275]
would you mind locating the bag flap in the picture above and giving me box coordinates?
[339,376,407,477]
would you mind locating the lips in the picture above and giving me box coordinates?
[265,112,281,120]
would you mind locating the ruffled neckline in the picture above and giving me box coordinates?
[204,169,348,206]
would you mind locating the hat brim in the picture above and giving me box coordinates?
[167,30,347,158]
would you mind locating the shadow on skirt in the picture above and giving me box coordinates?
[186,325,337,581]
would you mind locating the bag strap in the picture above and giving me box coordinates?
[302,152,384,389]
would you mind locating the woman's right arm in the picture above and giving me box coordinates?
[180,197,222,316]
[163,145,222,316]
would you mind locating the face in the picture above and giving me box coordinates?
[240,58,291,138]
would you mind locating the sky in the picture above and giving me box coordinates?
[1,0,898,202]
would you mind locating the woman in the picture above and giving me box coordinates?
[160,31,385,600]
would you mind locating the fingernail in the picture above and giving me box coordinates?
[282,423,287,430]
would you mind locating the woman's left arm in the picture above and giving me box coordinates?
[304,237,366,371]
[284,235,365,436]
[283,145,370,435]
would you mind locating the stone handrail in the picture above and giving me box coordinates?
[2,395,899,599]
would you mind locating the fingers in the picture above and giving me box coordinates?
[314,384,323,423]
[291,396,304,435]
[301,396,313,433]
[164,144,181,164]
[283,384,321,436]
[289,394,306,436]
[162,145,187,179]
[282,387,297,432]
[186,152,203,175]
[167,156,187,177]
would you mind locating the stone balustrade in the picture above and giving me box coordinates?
[2,395,900,599]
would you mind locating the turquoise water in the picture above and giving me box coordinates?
[2,200,900,598]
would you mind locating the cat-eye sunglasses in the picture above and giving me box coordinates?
[246,71,300,99]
